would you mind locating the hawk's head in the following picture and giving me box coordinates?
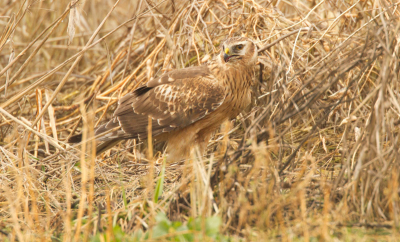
[221,37,257,66]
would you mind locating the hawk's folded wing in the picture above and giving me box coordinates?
[95,65,226,142]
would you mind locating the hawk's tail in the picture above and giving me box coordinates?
[95,139,123,155]
[67,131,122,155]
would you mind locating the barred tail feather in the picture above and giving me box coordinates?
[95,139,123,155]
[67,132,122,155]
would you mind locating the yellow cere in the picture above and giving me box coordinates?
[225,47,230,54]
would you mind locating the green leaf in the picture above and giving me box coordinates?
[152,213,171,238]
[206,216,222,239]
[90,234,102,242]
[112,225,125,242]
[152,221,170,238]
[153,157,166,203]
[28,155,40,161]
[155,212,170,224]
[171,221,183,229]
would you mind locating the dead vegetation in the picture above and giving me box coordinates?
[1,0,400,241]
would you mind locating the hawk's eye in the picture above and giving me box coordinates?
[236,44,244,50]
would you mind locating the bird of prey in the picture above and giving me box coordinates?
[68,36,258,161]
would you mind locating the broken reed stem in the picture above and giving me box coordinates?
[147,116,153,160]
[257,27,310,53]
[74,104,88,242]
[322,185,331,240]
[0,107,64,151]
[85,102,96,240]
[147,115,154,208]
[106,188,114,242]
[62,157,72,242]
[121,0,144,81]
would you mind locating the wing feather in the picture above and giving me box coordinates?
[96,65,225,141]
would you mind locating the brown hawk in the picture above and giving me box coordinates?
[68,37,258,161]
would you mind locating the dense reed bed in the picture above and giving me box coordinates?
[1,0,399,241]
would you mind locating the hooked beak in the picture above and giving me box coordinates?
[224,53,240,63]
[224,47,230,62]
[223,53,230,63]
[223,47,239,63]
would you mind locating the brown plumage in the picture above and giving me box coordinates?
[68,37,258,161]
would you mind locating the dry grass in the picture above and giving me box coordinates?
[1,0,400,241]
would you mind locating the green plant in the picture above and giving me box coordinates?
[91,213,227,242]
